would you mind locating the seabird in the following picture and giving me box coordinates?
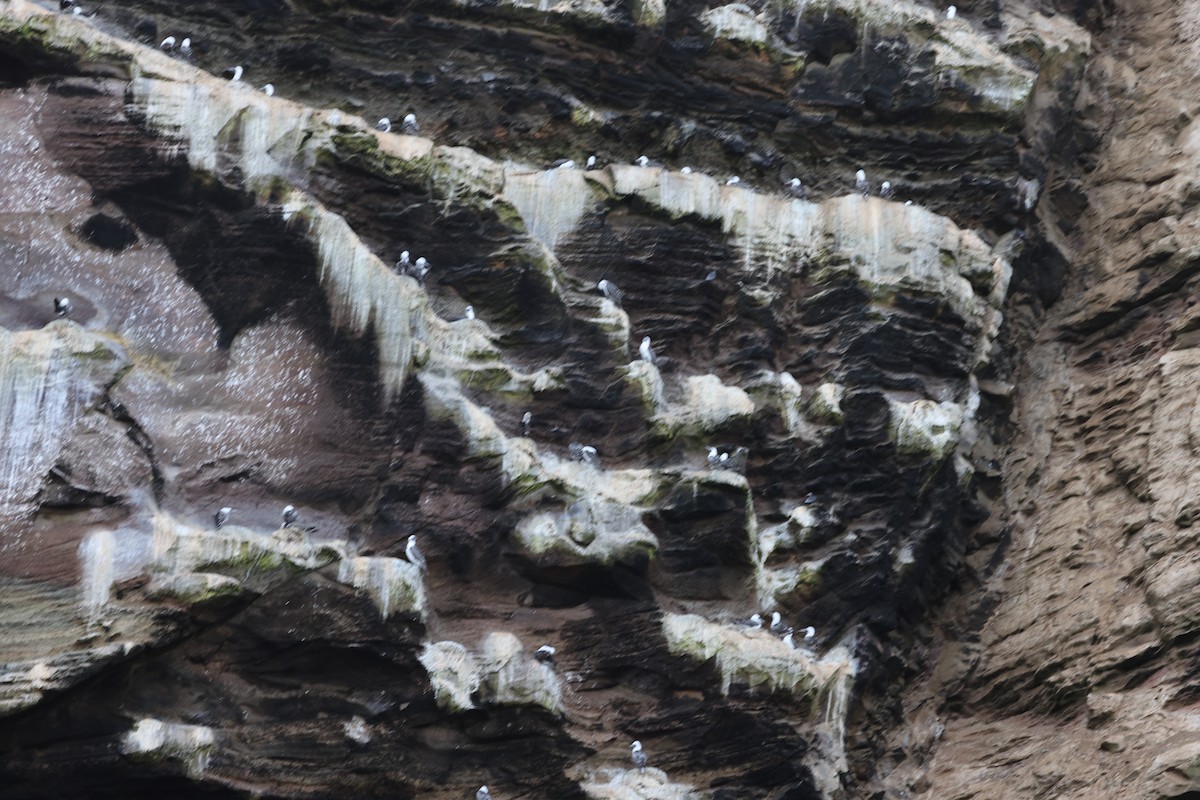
[568,442,600,467]
[476,787,492,800]
[738,613,764,629]
[521,411,532,436]
[855,169,869,196]
[406,534,428,573]
[554,159,576,170]
[586,155,597,169]
[803,492,817,505]
[786,177,807,199]
[159,36,176,51]
[227,65,244,82]
[396,250,411,271]
[72,6,84,15]
[261,83,275,96]
[681,166,693,174]
[631,741,647,773]
[636,155,650,167]
[179,38,193,57]
[707,447,730,467]
[801,625,816,641]
[1017,178,1041,211]
[597,279,622,307]
[464,305,475,320]
[726,176,740,186]
[638,336,657,365]
[534,644,556,663]
[282,505,298,528]
[946,5,957,19]
[401,113,419,135]
[783,632,795,649]
[53,297,72,317]
[376,117,391,133]
[215,507,232,529]
[770,612,793,636]
[880,180,894,199]
[412,256,430,283]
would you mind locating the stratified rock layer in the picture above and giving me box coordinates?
[0,0,1095,798]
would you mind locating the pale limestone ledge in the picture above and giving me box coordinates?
[121,718,215,777]
[4,4,1012,331]
[3,4,1012,385]
[663,612,858,790]
[0,323,127,518]
[577,766,702,800]
[698,0,1091,117]
[418,632,562,713]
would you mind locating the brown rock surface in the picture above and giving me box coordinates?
[0,0,1156,798]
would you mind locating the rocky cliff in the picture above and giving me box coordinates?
[0,0,1178,797]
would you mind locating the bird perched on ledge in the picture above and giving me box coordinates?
[855,169,869,196]
[215,507,232,529]
[639,336,657,365]
[406,534,428,573]
[598,279,622,307]
[631,740,648,773]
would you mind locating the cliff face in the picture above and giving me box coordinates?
[0,0,1140,797]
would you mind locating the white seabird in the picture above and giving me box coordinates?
[412,256,430,283]
[521,411,532,435]
[770,611,793,636]
[801,625,816,642]
[406,534,428,573]
[738,613,764,629]
[783,632,795,649]
[586,155,597,169]
[946,5,957,19]
[227,65,243,82]
[569,442,600,467]
[476,786,492,800]
[179,38,193,57]
[786,177,806,199]
[159,36,176,51]
[880,180,894,199]
[681,166,693,174]
[54,297,72,317]
[396,250,411,271]
[638,336,657,365]
[725,176,740,185]
[215,507,232,529]
[855,169,869,196]
[282,505,298,528]
[598,279,622,307]
[401,113,420,135]
[376,117,391,133]
[636,155,650,167]
[261,83,275,96]
[534,644,556,663]
[555,159,576,170]
[631,740,647,773]
[464,305,475,320]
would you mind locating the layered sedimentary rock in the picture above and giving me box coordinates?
[0,0,1113,798]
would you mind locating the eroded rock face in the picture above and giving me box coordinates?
[0,0,1098,798]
